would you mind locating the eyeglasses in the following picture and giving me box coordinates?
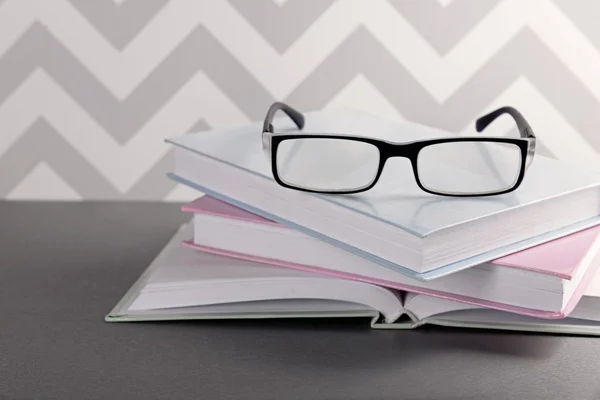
[261,102,536,197]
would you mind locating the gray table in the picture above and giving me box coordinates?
[1,201,600,400]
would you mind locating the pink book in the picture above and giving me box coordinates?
[181,196,600,319]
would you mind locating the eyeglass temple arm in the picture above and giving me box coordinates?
[262,102,305,133]
[475,106,536,168]
[475,106,535,139]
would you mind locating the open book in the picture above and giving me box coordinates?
[106,224,600,336]
[165,108,600,280]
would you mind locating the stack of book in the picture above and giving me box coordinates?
[107,104,600,335]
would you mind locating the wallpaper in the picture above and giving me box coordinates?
[0,0,599,201]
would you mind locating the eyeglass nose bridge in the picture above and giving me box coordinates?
[378,142,420,163]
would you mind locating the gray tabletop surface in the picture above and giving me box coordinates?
[1,201,600,400]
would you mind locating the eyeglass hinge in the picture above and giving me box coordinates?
[521,127,535,138]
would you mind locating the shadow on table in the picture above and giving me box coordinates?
[121,317,566,368]
[400,324,564,359]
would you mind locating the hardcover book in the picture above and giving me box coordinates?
[165,108,600,280]
[106,224,600,336]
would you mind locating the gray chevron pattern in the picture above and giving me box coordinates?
[0,0,598,201]
[0,24,271,143]
[553,1,600,52]
[229,0,337,53]
[0,118,210,199]
[68,0,170,49]
[389,0,503,54]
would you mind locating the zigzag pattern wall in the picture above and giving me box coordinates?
[1,0,599,201]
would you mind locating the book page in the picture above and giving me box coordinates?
[583,268,600,298]
[127,299,377,317]
[404,293,480,321]
[126,223,405,322]
[565,270,600,321]
[426,308,600,328]
[411,267,600,324]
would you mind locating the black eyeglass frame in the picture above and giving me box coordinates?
[261,102,536,197]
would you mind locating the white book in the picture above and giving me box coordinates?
[106,224,600,336]
[165,108,600,280]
